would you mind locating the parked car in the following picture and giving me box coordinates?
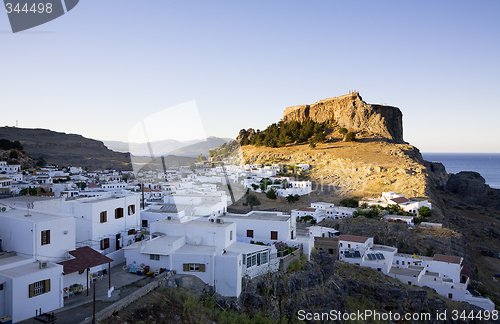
[494,274,500,278]
[481,250,488,256]
[489,251,495,258]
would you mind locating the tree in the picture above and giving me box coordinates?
[266,188,277,199]
[339,197,359,208]
[36,157,46,167]
[196,154,207,162]
[418,206,432,217]
[309,141,316,149]
[344,132,356,142]
[251,183,259,190]
[246,194,261,209]
[338,127,348,135]
[9,150,18,159]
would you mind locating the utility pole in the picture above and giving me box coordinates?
[92,277,96,324]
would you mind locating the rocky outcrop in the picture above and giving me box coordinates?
[446,171,500,207]
[236,128,256,144]
[283,92,404,143]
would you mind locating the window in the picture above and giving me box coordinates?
[29,279,50,298]
[100,238,110,250]
[246,230,253,238]
[0,283,3,290]
[142,220,148,228]
[115,207,124,219]
[348,244,351,248]
[100,211,107,223]
[41,230,50,245]
[183,263,205,272]
[402,261,405,265]
[328,249,334,254]
[128,229,135,235]
[270,231,278,240]
[244,250,268,268]
[230,230,233,241]
[150,254,160,261]
[128,204,135,215]
[340,243,343,247]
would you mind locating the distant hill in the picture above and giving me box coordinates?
[0,127,132,170]
[104,139,203,156]
[170,137,232,158]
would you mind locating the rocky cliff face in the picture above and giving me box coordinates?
[283,92,404,143]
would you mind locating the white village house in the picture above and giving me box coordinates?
[338,234,495,311]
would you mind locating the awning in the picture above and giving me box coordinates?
[57,246,113,275]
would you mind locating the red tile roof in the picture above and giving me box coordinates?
[297,207,316,212]
[87,183,100,189]
[57,246,113,275]
[338,234,370,244]
[390,197,410,204]
[461,266,473,278]
[433,254,462,264]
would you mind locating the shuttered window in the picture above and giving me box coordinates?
[100,238,110,250]
[246,230,253,238]
[29,279,50,298]
[270,231,278,240]
[100,211,107,223]
[128,205,136,215]
[115,208,124,219]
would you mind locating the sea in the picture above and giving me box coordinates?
[422,153,500,189]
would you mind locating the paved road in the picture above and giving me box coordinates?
[19,263,152,324]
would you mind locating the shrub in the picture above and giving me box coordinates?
[265,188,277,199]
[309,141,316,149]
[344,132,356,142]
[339,197,359,208]
[246,194,261,209]
[418,206,432,217]
[9,150,18,159]
[338,127,348,135]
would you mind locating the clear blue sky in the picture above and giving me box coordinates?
[1,0,499,152]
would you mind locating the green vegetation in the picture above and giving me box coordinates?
[9,150,18,159]
[246,194,261,209]
[35,157,46,167]
[338,197,359,208]
[19,187,46,196]
[344,131,356,142]
[196,154,207,162]
[265,188,277,199]
[418,206,432,217]
[286,194,300,203]
[0,139,23,151]
[243,119,327,148]
[338,127,348,135]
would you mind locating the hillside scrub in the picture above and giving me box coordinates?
[243,119,327,148]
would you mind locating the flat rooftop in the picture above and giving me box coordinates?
[221,212,289,222]
[157,218,233,228]
[372,245,397,252]
[0,207,73,222]
[389,267,422,277]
